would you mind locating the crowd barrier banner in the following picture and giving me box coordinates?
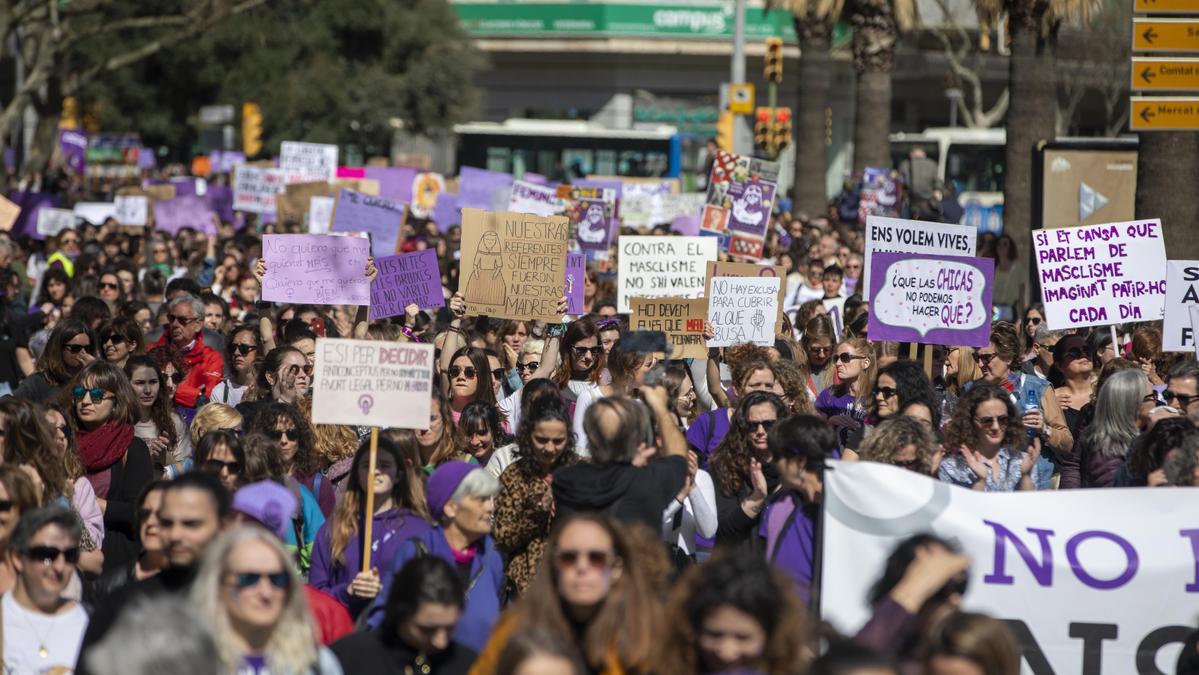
[863,216,976,298]
[821,461,1196,674]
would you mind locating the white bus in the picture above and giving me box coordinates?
[890,127,1005,234]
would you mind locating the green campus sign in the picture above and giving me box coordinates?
[452,2,798,41]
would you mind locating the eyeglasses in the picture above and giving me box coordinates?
[267,429,298,442]
[834,353,867,364]
[24,545,80,565]
[0,500,13,513]
[554,549,615,571]
[974,415,1010,428]
[1164,390,1198,408]
[231,343,256,355]
[167,372,184,385]
[873,386,898,399]
[72,386,112,403]
[283,364,313,377]
[102,335,125,346]
[572,346,602,357]
[448,366,477,380]
[491,368,506,381]
[973,352,999,365]
[169,314,197,325]
[202,458,241,473]
[747,419,776,432]
[517,361,540,372]
[63,343,89,354]
[231,571,289,590]
[1026,317,1042,326]
[1063,348,1087,361]
[98,282,119,291]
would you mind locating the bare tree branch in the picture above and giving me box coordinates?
[930,0,1007,129]
[64,13,194,45]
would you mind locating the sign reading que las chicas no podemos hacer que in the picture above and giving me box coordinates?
[866,253,994,348]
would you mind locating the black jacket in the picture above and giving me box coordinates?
[98,437,155,575]
[552,455,687,532]
[331,630,476,675]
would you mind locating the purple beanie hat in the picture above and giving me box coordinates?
[427,461,478,519]
[232,481,297,541]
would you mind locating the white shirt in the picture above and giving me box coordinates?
[497,388,522,433]
[1,591,88,674]
[485,443,519,478]
[211,379,249,407]
[661,469,718,555]
[568,381,601,459]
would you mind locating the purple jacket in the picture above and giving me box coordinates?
[309,508,431,617]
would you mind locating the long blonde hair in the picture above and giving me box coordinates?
[190,527,318,674]
[834,336,876,410]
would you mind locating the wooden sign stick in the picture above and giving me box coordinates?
[361,426,379,573]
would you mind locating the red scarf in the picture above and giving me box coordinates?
[76,420,134,473]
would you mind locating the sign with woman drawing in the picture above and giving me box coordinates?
[458,208,570,321]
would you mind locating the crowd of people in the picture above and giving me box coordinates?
[0,167,1194,675]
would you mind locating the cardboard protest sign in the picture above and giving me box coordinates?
[233,166,286,214]
[330,189,406,258]
[36,208,76,237]
[509,180,566,217]
[309,196,335,234]
[702,151,779,260]
[261,234,370,305]
[370,250,445,320]
[707,276,780,347]
[280,141,338,184]
[458,209,570,321]
[458,167,513,211]
[142,184,176,203]
[0,195,19,232]
[706,261,786,335]
[410,172,444,219]
[630,296,708,360]
[114,196,149,227]
[1165,260,1199,351]
[73,202,114,226]
[622,180,679,227]
[311,338,434,429]
[866,253,994,348]
[153,195,216,236]
[570,186,616,253]
[1033,219,1166,330]
[565,253,586,315]
[863,216,976,296]
[617,236,718,314]
[275,182,337,227]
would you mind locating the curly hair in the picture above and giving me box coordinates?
[710,392,787,497]
[768,359,814,416]
[295,396,357,467]
[124,355,179,453]
[658,553,809,675]
[0,398,74,501]
[988,321,1021,367]
[943,383,1025,451]
[1126,417,1196,482]
[730,356,775,396]
[249,402,320,477]
[869,361,936,421]
[858,417,938,474]
[514,396,578,474]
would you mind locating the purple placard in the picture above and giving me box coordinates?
[523,172,548,185]
[458,166,513,211]
[866,252,994,348]
[369,249,445,320]
[7,192,61,240]
[209,150,246,174]
[262,234,370,305]
[206,185,235,224]
[431,192,461,232]
[330,189,405,258]
[153,195,217,236]
[572,195,615,252]
[59,130,87,176]
[137,148,157,170]
[573,178,623,203]
[671,214,701,236]
[565,253,586,315]
[364,166,417,202]
[169,177,199,198]
[726,178,775,238]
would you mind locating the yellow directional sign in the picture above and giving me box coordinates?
[1133,18,1199,53]
[1135,0,1199,13]
[1131,57,1199,90]
[1129,96,1199,130]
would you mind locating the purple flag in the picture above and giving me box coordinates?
[369,249,445,320]
[59,130,87,176]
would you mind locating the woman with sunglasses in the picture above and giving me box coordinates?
[125,356,191,476]
[1019,303,1045,362]
[800,314,837,400]
[470,513,662,675]
[858,417,939,476]
[98,316,144,370]
[311,434,432,618]
[688,355,777,463]
[212,324,261,407]
[64,361,154,573]
[0,467,38,596]
[14,318,96,405]
[938,383,1039,492]
[815,337,875,420]
[250,401,334,518]
[444,346,500,422]
[496,339,546,432]
[97,270,126,313]
[237,345,310,428]
[1052,334,1096,441]
[843,361,940,456]
[709,392,786,553]
[195,429,245,491]
[190,527,342,675]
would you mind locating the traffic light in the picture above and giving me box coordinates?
[242,102,263,158]
[754,108,772,148]
[764,38,783,83]
[716,112,734,152]
[774,108,792,151]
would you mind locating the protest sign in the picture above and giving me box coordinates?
[1162,260,1199,351]
[364,166,417,202]
[458,167,513,211]
[570,186,616,253]
[207,185,234,224]
[509,180,566,217]
[309,196,335,234]
[36,208,76,237]
[369,250,445,320]
[331,189,406,258]
[617,236,719,314]
[1191,306,1199,359]
[280,141,338,184]
[142,184,176,203]
[233,166,286,214]
[432,192,461,231]
[707,276,780,347]
[261,234,370,305]
[59,129,87,176]
[629,297,708,359]
[73,202,113,226]
[152,195,216,236]
[702,151,779,259]
[565,253,586,315]
[275,182,337,226]
[311,338,434,430]
[114,196,149,227]
[821,461,1195,674]
[458,209,570,321]
[706,261,786,334]
[0,195,19,232]
[410,172,444,219]
[1033,219,1166,330]
[863,216,976,296]
[867,252,994,348]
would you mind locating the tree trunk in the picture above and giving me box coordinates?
[795,28,831,217]
[1003,20,1055,264]
[852,69,892,171]
[1136,133,1199,257]
[25,81,64,176]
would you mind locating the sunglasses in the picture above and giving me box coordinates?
[1063,348,1087,361]
[202,458,242,473]
[166,372,184,385]
[554,549,615,571]
[231,343,256,355]
[63,343,90,354]
[1164,391,1198,408]
[98,281,120,291]
[72,386,112,403]
[102,335,125,346]
[231,571,289,590]
[448,366,477,380]
[24,545,80,565]
[572,346,603,357]
[491,368,506,381]
[283,364,313,377]
[974,415,1010,428]
[834,353,867,364]
[808,345,832,355]
[973,352,999,365]
[1026,317,1042,326]
[873,386,898,399]
[136,507,156,522]
[267,429,298,442]
[517,361,540,372]
[747,419,776,432]
[0,500,13,512]
[168,314,197,325]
